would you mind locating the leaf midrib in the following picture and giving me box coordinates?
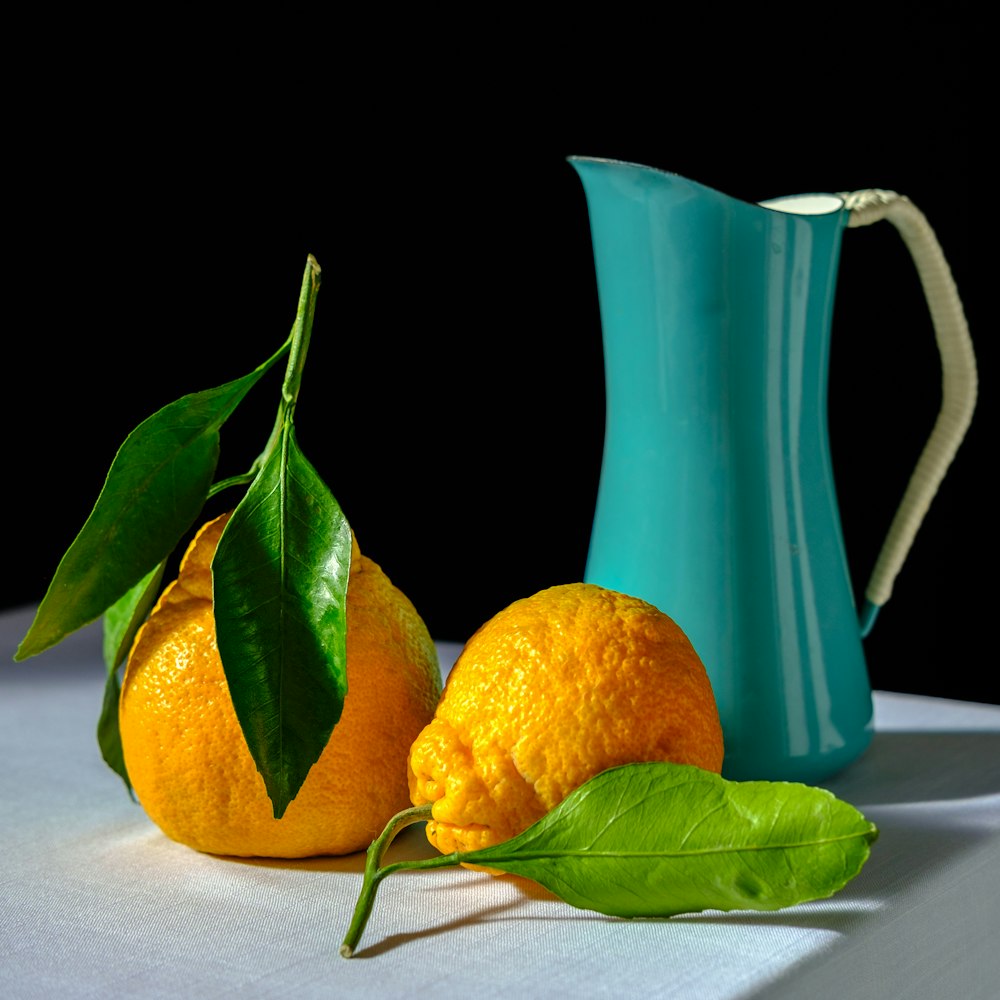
[475,829,874,862]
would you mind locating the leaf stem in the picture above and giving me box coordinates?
[253,255,322,473]
[281,254,322,415]
[339,804,461,958]
[207,472,259,499]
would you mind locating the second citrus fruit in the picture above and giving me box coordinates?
[407,583,723,855]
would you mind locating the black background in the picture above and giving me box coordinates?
[7,16,992,703]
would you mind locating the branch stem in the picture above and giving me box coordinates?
[254,255,322,472]
[281,255,322,413]
[340,804,461,958]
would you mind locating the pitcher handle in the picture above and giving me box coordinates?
[840,189,978,636]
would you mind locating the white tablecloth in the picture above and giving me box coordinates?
[2,604,998,999]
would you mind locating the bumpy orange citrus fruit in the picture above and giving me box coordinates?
[408,583,722,855]
[120,513,442,858]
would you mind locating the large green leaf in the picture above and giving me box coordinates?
[462,763,878,917]
[340,763,879,956]
[212,421,352,819]
[16,356,285,662]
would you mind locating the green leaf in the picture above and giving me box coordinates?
[97,664,131,795]
[462,763,878,918]
[96,562,167,792]
[15,346,288,662]
[212,422,351,820]
[339,766,880,956]
[102,561,167,672]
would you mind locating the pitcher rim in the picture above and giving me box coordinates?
[566,155,847,218]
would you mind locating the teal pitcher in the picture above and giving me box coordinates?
[570,156,977,784]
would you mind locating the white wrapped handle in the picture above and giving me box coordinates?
[841,189,977,634]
